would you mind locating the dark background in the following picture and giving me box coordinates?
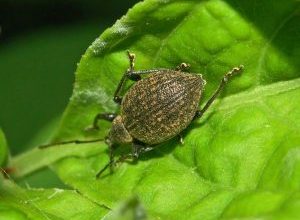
[0,0,140,155]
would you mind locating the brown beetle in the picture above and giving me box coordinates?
[87,51,243,176]
[40,51,243,177]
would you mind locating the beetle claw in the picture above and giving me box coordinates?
[176,62,191,71]
[178,134,184,145]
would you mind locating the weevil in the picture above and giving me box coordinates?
[40,51,243,178]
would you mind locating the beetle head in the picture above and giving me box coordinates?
[108,115,133,144]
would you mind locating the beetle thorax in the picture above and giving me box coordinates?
[109,115,133,144]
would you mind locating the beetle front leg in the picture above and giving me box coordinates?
[194,65,244,119]
[178,134,184,145]
[85,112,117,131]
[126,68,168,81]
[113,51,172,104]
[175,63,190,72]
[132,142,156,158]
[96,142,156,178]
[114,51,172,104]
[113,51,137,104]
[96,138,116,178]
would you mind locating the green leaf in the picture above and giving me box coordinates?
[10,141,106,178]
[11,0,300,219]
[0,177,108,220]
[0,22,105,154]
[0,129,9,166]
[53,79,300,219]
[103,197,147,220]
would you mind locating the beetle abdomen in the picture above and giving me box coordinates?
[121,70,204,145]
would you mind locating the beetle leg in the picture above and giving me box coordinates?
[95,138,116,178]
[194,65,244,119]
[96,143,156,178]
[113,71,127,104]
[178,134,184,145]
[113,51,136,104]
[132,142,156,158]
[114,69,164,103]
[126,52,169,80]
[85,113,117,131]
[96,152,132,178]
[175,63,191,71]
[126,68,168,81]
[114,51,170,104]
[108,142,115,173]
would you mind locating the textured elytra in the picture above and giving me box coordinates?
[121,70,204,145]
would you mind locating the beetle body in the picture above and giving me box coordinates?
[86,51,242,177]
[119,70,205,145]
[38,51,243,178]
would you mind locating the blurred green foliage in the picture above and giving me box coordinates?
[0,0,139,190]
[0,23,103,154]
[0,0,140,154]
[0,129,8,166]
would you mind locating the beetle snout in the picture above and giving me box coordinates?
[109,116,133,144]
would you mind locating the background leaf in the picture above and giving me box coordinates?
[0,129,9,167]
[0,22,106,154]
[8,0,300,219]
[0,176,109,220]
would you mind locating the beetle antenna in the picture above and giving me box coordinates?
[96,153,133,178]
[96,161,112,178]
[1,167,15,179]
[38,138,105,149]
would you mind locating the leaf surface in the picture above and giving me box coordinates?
[0,177,108,220]
[10,0,300,219]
